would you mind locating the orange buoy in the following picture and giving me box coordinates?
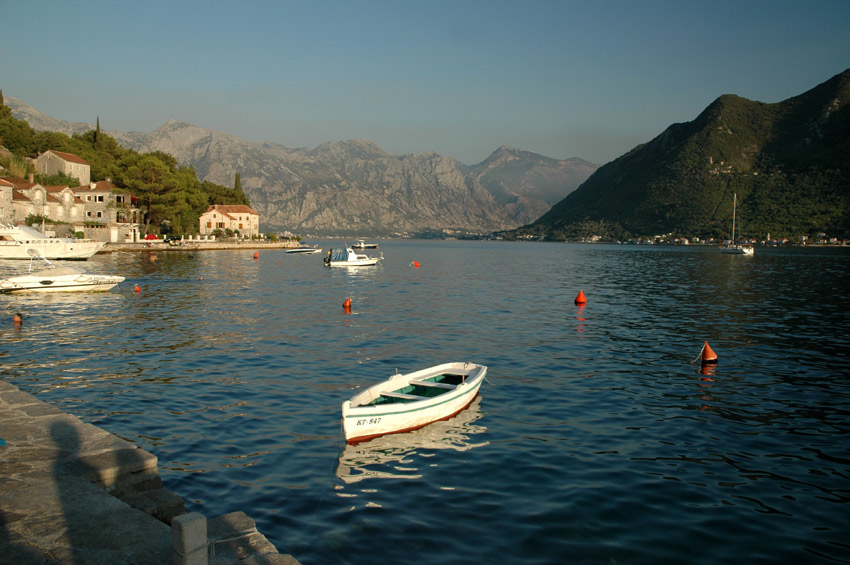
[575,290,587,305]
[412,261,420,268]
[253,251,259,259]
[343,296,352,308]
[134,284,141,293]
[700,341,718,365]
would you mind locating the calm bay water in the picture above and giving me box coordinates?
[2,241,849,564]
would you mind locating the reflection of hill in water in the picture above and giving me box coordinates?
[336,397,488,484]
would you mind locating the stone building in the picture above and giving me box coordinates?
[35,150,91,186]
[199,204,260,238]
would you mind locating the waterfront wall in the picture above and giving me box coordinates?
[0,379,299,564]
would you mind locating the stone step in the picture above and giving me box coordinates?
[121,487,186,524]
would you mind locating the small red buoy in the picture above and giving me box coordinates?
[253,251,259,259]
[575,290,587,305]
[343,296,352,308]
[412,261,420,268]
[700,341,718,365]
[134,284,141,293]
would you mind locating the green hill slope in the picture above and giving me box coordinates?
[514,68,850,241]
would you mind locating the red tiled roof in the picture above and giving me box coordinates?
[75,180,116,191]
[206,204,258,215]
[44,150,89,165]
[1,176,38,189]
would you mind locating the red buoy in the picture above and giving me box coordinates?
[700,341,718,365]
[253,251,259,259]
[412,261,420,268]
[134,284,141,293]
[343,296,352,308]
[575,290,587,305]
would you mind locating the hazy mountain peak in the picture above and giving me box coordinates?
[5,96,94,135]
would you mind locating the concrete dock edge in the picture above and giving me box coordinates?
[0,379,300,564]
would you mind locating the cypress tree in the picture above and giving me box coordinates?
[234,172,241,191]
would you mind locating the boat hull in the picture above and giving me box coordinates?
[720,245,754,255]
[0,241,105,260]
[342,362,486,443]
[327,258,380,266]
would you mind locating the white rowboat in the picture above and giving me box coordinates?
[342,362,487,444]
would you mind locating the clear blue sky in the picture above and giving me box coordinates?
[2,0,849,165]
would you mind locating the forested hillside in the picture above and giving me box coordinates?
[0,92,249,234]
[510,68,850,242]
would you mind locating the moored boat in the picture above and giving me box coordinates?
[720,193,754,255]
[0,222,105,260]
[286,245,322,254]
[0,249,124,293]
[352,239,379,249]
[337,396,489,483]
[342,362,487,444]
[324,245,382,267]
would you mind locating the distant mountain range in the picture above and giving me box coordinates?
[515,68,850,241]
[6,97,597,236]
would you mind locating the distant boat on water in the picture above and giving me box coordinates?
[324,245,382,267]
[286,244,322,254]
[720,193,754,255]
[352,239,379,249]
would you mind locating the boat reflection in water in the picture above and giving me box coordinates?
[336,396,488,484]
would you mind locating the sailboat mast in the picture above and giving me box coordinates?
[731,193,737,243]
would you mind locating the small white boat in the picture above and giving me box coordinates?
[720,193,754,255]
[0,250,125,294]
[0,222,105,260]
[352,239,379,249]
[286,245,322,254]
[324,245,382,267]
[342,362,487,444]
[337,396,488,483]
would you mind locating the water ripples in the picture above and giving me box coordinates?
[2,243,849,564]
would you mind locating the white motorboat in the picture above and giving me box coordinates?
[342,362,487,444]
[352,239,379,249]
[286,245,322,254]
[324,245,382,267]
[0,222,105,260]
[0,250,125,294]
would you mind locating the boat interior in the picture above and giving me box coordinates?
[366,373,467,406]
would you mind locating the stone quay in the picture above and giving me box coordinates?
[0,379,300,564]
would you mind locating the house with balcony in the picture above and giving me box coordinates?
[1,175,141,242]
